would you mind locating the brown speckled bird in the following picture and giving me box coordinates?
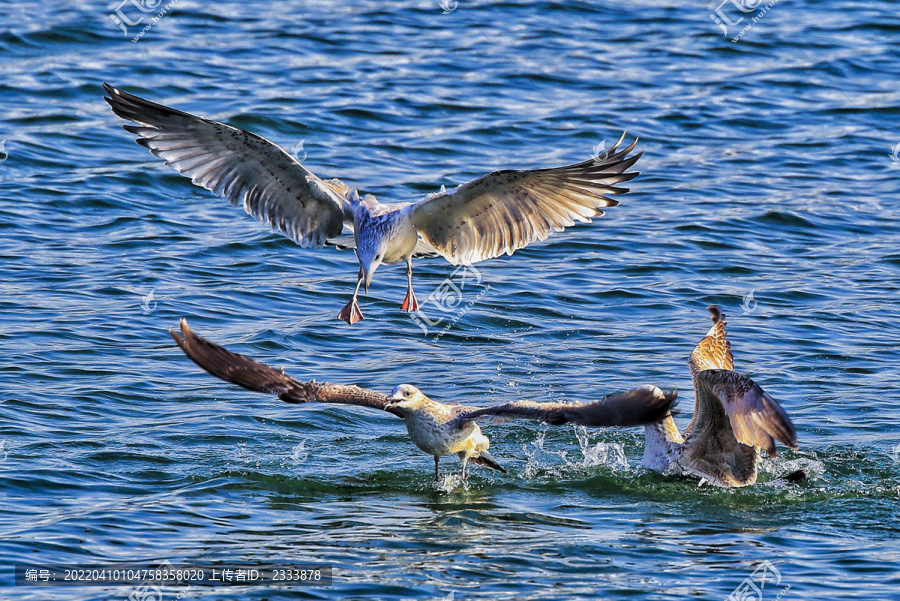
[458,307,801,488]
[640,306,800,487]
[169,320,676,480]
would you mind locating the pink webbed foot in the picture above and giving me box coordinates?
[337,299,364,325]
[401,286,419,312]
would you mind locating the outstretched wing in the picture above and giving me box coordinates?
[691,370,798,458]
[104,83,350,248]
[451,385,677,428]
[170,319,401,417]
[689,305,734,377]
[409,133,641,265]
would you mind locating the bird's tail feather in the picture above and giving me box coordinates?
[471,450,506,473]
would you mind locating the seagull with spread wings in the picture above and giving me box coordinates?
[639,305,799,486]
[463,306,800,487]
[170,319,676,480]
[104,83,641,324]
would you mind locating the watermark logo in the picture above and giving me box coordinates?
[398,591,456,601]
[291,440,309,464]
[108,0,179,43]
[109,0,162,36]
[439,0,458,14]
[127,559,173,601]
[140,289,157,314]
[891,442,900,464]
[291,139,307,163]
[410,264,491,339]
[890,142,900,164]
[590,139,610,165]
[0,440,7,463]
[726,559,790,601]
[741,289,757,314]
[710,0,756,36]
[710,0,779,43]
[0,139,8,165]
[125,560,194,600]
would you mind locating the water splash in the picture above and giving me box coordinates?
[759,452,825,485]
[522,432,570,479]
[521,427,629,479]
[572,426,629,471]
[433,472,467,493]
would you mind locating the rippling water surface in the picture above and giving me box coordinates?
[2,1,899,599]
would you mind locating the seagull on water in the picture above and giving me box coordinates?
[639,306,799,487]
[460,307,801,487]
[170,320,676,480]
[458,305,806,487]
[170,318,504,479]
[104,83,641,324]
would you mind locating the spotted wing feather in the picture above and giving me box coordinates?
[693,370,798,458]
[689,305,734,378]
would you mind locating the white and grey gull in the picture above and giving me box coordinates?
[104,83,641,324]
[170,319,676,480]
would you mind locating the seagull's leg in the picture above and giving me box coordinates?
[460,456,469,480]
[433,456,440,481]
[337,269,365,325]
[401,258,419,312]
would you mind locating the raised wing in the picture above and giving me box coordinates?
[689,305,734,378]
[452,385,677,428]
[104,83,350,248]
[691,370,798,458]
[170,319,401,417]
[409,133,641,265]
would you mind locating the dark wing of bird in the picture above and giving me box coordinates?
[170,319,401,417]
[694,369,798,458]
[450,385,677,428]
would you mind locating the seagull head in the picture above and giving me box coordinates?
[387,384,427,411]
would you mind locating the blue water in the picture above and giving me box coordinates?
[2,0,899,599]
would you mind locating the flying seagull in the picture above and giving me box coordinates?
[639,305,800,487]
[104,83,641,324]
[170,319,676,480]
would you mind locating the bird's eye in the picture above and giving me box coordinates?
[404,390,411,397]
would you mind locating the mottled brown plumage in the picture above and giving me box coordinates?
[688,305,734,377]
[170,319,504,479]
[170,319,401,415]
[643,306,799,487]
[170,320,677,480]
